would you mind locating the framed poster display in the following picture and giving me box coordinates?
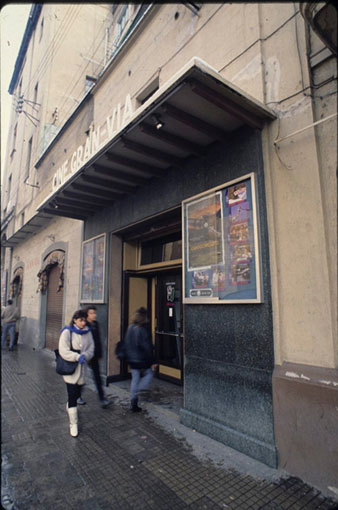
[80,233,106,303]
[182,173,262,304]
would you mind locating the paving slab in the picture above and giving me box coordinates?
[1,345,338,510]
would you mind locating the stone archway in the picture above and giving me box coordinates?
[10,266,23,310]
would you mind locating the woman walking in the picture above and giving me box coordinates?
[124,307,157,412]
[58,309,94,437]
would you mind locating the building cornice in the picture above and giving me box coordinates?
[8,4,43,95]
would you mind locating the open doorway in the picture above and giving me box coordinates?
[155,271,183,384]
[118,207,183,385]
[122,269,183,385]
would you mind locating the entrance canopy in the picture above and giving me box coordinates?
[34,58,274,221]
[2,212,54,248]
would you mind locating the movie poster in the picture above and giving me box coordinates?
[183,174,261,303]
[186,191,224,270]
[81,234,106,302]
[93,236,105,300]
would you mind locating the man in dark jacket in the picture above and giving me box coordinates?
[124,307,157,412]
[77,306,108,408]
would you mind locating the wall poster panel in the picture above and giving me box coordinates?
[182,173,262,303]
[80,233,106,303]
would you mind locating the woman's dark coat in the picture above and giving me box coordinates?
[124,324,154,369]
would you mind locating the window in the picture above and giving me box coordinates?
[85,76,96,93]
[39,17,44,42]
[112,5,130,51]
[118,5,129,34]
[12,123,17,148]
[34,82,39,104]
[25,137,33,182]
[33,83,39,119]
[11,124,17,157]
[140,232,182,266]
[7,175,12,206]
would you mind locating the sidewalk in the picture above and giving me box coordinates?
[2,345,337,510]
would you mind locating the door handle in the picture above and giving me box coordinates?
[155,331,179,337]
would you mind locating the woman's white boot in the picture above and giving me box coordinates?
[66,405,78,437]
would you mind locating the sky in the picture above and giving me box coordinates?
[1,3,32,183]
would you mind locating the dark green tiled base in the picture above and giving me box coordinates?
[180,408,278,468]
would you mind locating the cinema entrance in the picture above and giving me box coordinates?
[120,210,183,385]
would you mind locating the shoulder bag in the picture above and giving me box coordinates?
[115,340,127,361]
[55,331,79,375]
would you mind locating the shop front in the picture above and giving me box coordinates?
[37,58,277,466]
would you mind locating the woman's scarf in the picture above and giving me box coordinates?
[61,325,91,335]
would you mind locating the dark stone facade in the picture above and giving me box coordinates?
[84,125,276,466]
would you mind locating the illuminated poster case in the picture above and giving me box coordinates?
[80,233,106,303]
[182,173,262,304]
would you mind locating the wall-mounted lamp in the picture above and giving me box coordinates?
[151,114,165,130]
[45,234,55,242]
[14,255,20,262]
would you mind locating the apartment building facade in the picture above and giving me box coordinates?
[1,2,337,497]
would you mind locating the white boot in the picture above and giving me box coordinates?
[66,405,78,437]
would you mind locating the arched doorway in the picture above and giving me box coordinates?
[46,264,64,351]
[10,267,23,345]
[37,250,65,351]
[10,267,23,310]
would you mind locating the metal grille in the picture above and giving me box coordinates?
[45,264,63,351]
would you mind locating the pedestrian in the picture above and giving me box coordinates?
[123,307,157,412]
[58,309,94,437]
[1,299,20,351]
[77,305,108,408]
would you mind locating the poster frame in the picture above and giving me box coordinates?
[182,172,262,304]
[80,233,106,304]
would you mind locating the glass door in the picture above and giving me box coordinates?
[155,272,183,384]
[120,273,150,377]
